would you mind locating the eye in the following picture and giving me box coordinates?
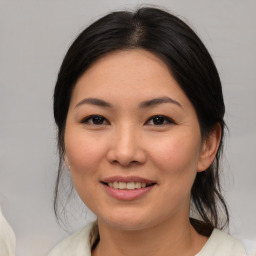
[146,115,175,126]
[81,115,109,125]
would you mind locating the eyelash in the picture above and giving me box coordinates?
[80,115,175,126]
[146,115,175,126]
[81,115,109,125]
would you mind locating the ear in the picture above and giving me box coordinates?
[64,154,71,171]
[197,123,222,172]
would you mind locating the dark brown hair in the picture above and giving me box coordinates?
[53,7,229,236]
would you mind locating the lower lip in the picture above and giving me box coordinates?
[102,183,155,201]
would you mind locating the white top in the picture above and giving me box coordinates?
[48,222,247,256]
[0,208,16,256]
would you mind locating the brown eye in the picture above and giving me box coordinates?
[81,115,109,125]
[146,115,174,126]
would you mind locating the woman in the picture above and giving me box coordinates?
[49,7,247,256]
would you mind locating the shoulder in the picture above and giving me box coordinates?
[48,222,93,256]
[0,208,16,256]
[197,229,247,256]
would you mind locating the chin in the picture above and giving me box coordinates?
[99,211,157,231]
[107,221,150,231]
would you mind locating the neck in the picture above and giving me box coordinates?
[92,217,207,256]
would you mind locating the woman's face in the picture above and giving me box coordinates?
[64,49,208,231]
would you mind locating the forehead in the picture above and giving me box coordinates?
[70,49,188,107]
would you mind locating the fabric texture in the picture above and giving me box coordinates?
[195,229,247,256]
[48,222,247,256]
[0,208,16,256]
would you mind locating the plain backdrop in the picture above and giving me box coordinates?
[0,0,255,255]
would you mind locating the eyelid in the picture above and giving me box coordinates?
[80,115,110,125]
[145,115,176,125]
[79,114,175,126]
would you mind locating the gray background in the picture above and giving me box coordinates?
[0,0,255,255]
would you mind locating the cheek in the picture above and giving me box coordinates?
[147,135,201,212]
[65,131,107,178]
[148,133,201,176]
[64,132,106,207]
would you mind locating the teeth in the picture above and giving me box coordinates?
[127,182,135,190]
[107,181,150,190]
[119,182,126,189]
[113,181,119,189]
[135,182,141,189]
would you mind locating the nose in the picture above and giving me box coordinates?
[106,125,147,167]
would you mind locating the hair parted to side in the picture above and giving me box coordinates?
[53,7,229,236]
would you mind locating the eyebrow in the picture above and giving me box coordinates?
[139,96,182,109]
[75,98,113,108]
[75,96,182,109]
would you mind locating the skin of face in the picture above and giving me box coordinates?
[64,49,220,234]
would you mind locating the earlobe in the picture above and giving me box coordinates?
[197,123,222,172]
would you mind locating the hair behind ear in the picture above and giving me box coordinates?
[197,123,222,172]
[191,122,229,234]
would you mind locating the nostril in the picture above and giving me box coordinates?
[106,146,147,166]
[110,158,141,167]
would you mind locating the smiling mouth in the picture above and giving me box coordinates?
[102,181,156,190]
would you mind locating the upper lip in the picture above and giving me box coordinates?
[101,176,157,184]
